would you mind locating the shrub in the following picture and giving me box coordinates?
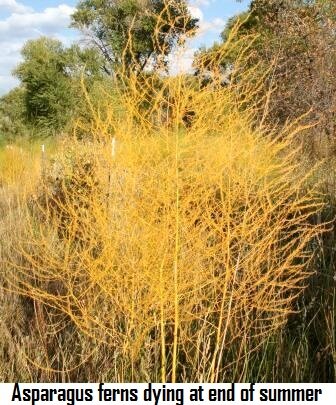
[2,36,324,382]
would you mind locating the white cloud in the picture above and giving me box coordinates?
[169,47,197,75]
[0,5,75,41]
[0,0,31,14]
[169,0,226,75]
[188,2,225,38]
[190,0,213,7]
[188,5,204,21]
[0,75,19,94]
[0,3,76,95]
[199,17,226,35]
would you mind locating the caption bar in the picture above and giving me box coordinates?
[0,383,333,405]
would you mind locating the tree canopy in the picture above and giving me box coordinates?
[71,0,199,72]
[13,37,104,133]
[195,0,336,159]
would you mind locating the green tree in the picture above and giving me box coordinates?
[14,37,103,133]
[71,0,198,73]
[0,87,28,144]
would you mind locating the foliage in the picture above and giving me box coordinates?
[1,42,324,382]
[0,87,29,144]
[3,1,197,141]
[197,0,336,160]
[0,1,334,384]
[13,37,104,133]
[71,0,198,72]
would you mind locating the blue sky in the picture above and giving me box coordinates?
[0,0,251,95]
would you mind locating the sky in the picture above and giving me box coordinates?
[0,0,251,95]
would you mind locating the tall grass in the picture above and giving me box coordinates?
[0,39,325,382]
